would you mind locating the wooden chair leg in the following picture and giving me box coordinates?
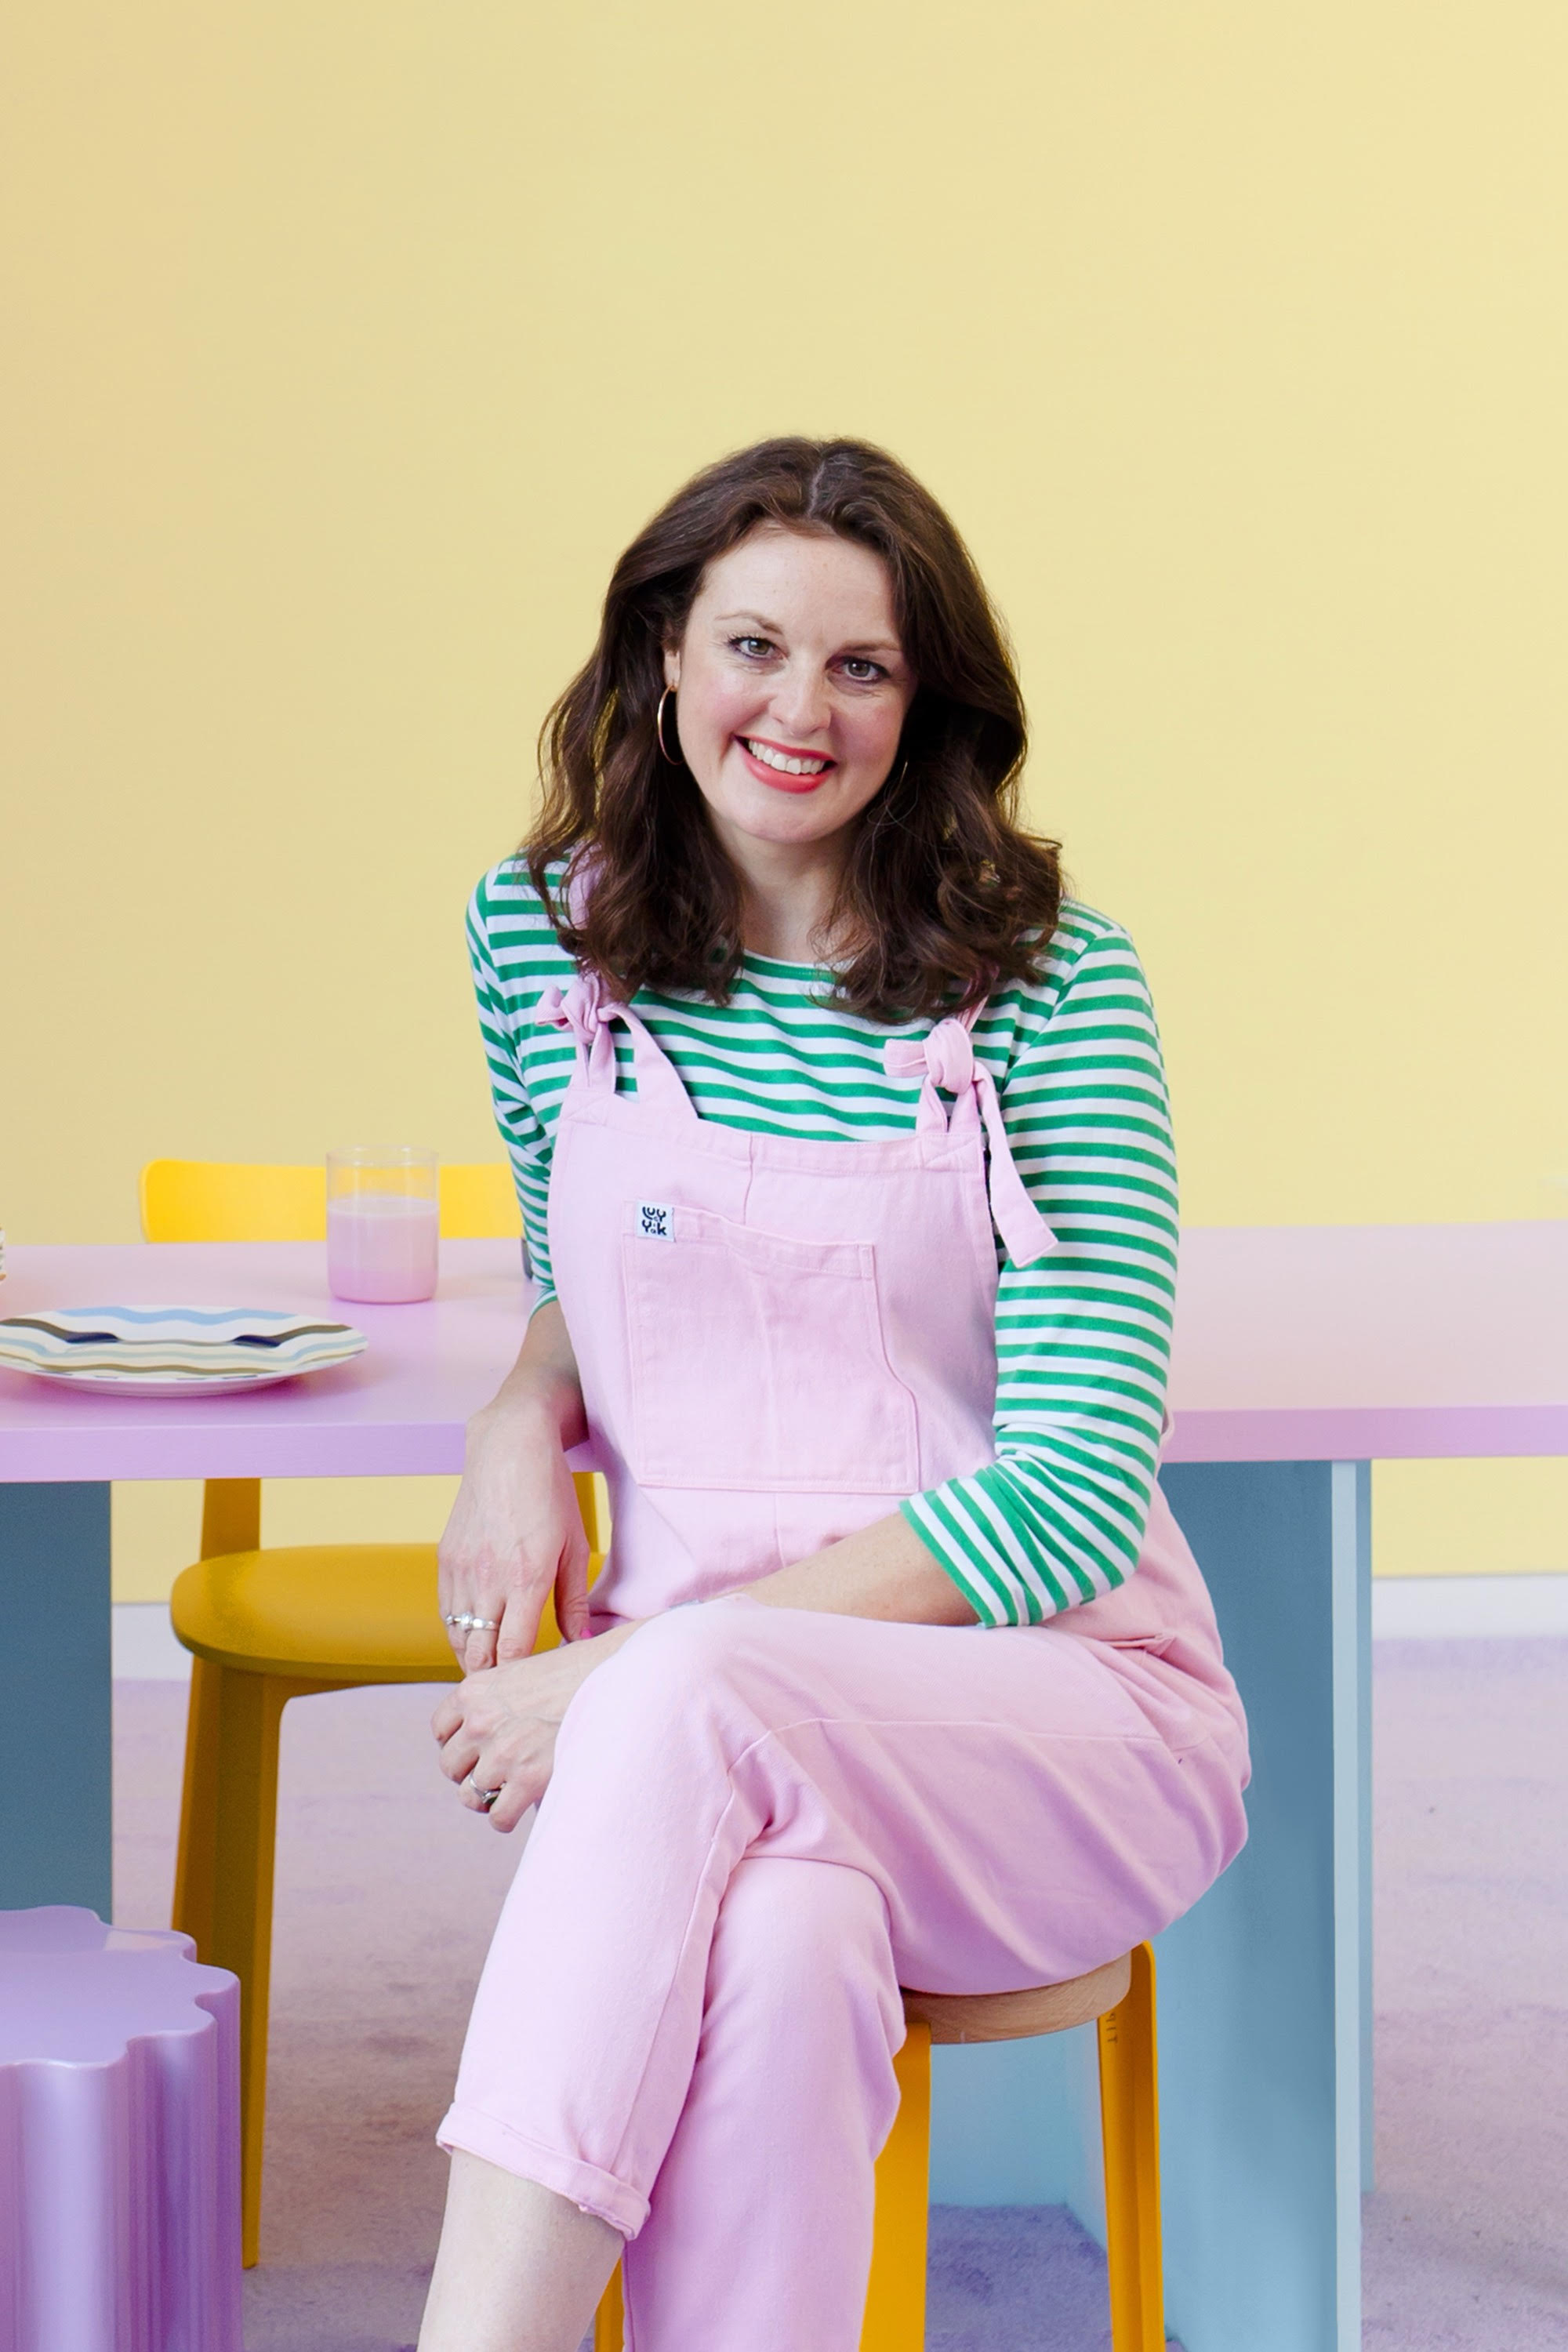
[594,2022,932,2352]
[171,1656,328,2267]
[1097,1942,1166,2352]
[200,1476,261,1559]
[859,2019,931,2352]
[172,1653,224,1961]
[593,2259,625,2351]
[572,1469,608,1557]
[173,1477,263,1955]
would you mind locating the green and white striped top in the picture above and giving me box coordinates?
[466,860,1178,1629]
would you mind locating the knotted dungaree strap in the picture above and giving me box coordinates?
[538,972,618,1083]
[884,1016,1056,1269]
[537,974,696,1120]
[541,978,1054,1263]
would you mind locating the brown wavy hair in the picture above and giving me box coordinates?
[524,436,1062,1021]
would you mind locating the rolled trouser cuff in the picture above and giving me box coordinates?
[436,2102,648,2238]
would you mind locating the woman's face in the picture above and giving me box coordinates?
[664,524,916,862]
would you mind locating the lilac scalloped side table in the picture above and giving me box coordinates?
[0,1907,242,2351]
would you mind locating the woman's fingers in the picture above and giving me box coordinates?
[436,1411,583,1667]
[554,1532,592,1645]
[438,1540,500,1665]
[462,1748,544,1832]
[438,1574,478,1664]
[441,1604,496,1671]
[452,1539,569,1671]
[437,1724,484,1785]
[462,1618,499,1674]
[434,1650,595,1829]
[434,1678,518,1792]
[455,1751,539,1831]
[482,1776,534,1834]
[441,1548,546,1670]
[439,1585,466,1663]
[495,1581,545,1664]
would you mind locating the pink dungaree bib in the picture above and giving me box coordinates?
[539,968,1243,1740]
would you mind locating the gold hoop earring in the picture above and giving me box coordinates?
[655,687,681,765]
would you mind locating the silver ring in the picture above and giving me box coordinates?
[465,1617,499,1632]
[466,1777,503,1810]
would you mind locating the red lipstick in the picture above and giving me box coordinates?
[736,736,837,793]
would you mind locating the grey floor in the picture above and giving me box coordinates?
[111,1636,1568,2349]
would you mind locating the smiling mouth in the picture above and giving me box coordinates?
[740,736,835,782]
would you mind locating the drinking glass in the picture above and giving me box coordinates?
[325,1146,439,1302]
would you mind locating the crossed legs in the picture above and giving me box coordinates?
[424,1600,1243,2350]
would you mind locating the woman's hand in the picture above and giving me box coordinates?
[438,1411,589,1673]
[432,1627,634,1831]
[437,1301,593,1674]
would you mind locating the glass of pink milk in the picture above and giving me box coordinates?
[325,1145,440,1302]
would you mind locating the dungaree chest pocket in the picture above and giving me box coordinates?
[622,1201,920,1494]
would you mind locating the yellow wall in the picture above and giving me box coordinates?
[5,2,1565,1598]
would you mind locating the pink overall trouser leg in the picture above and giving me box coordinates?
[439,1600,1247,2352]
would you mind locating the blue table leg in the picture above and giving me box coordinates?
[1148,1460,1370,2352]
[0,1481,112,1915]
[1358,1463,1374,2195]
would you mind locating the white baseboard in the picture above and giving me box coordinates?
[112,1603,193,1680]
[1372,1572,1568,1638]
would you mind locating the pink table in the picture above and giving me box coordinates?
[0,1239,533,1484]
[1165,1221,1568,1461]
[2,1224,1563,2352]
[5,1224,1562,1487]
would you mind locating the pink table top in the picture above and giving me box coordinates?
[0,1240,532,1481]
[1163,1221,1567,1461]
[1,1224,1565,1482]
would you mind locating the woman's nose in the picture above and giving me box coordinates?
[768,663,833,740]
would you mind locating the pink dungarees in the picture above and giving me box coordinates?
[438,975,1249,2352]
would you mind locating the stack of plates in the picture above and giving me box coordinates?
[0,1306,366,1396]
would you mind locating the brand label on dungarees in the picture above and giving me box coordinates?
[637,1202,673,1240]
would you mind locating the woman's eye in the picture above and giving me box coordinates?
[729,635,775,659]
[840,658,887,684]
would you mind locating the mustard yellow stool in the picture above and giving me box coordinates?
[140,1159,598,2268]
[593,1945,1164,2352]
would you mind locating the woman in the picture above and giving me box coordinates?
[419,437,1248,2352]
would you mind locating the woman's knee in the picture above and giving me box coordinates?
[568,1599,777,1731]
[720,1854,887,1965]
[706,1860,905,2144]
[550,1602,786,1802]
[710,1859,901,2031]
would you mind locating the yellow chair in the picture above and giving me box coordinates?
[140,1155,522,1244]
[140,1159,587,2268]
[593,1947,1164,2352]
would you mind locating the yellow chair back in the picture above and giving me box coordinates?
[140,1158,521,1243]
[437,1161,524,1240]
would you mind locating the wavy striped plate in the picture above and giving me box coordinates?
[0,1305,367,1396]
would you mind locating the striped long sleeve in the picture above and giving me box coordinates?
[465,889,564,1306]
[900,921,1177,1624]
